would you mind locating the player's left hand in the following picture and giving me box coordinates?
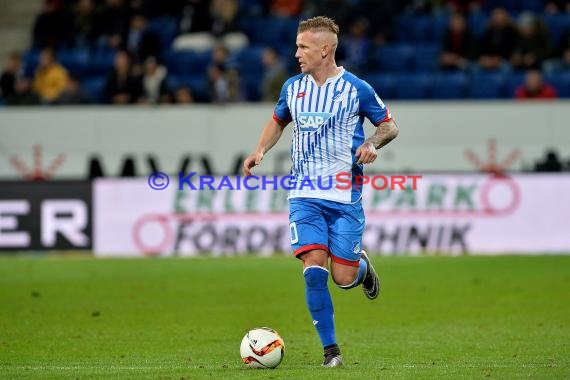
[243,151,264,176]
[355,142,378,164]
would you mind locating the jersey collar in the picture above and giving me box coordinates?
[307,66,345,87]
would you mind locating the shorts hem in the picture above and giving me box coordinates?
[294,244,329,257]
[329,253,360,267]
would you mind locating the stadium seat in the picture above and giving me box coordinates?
[542,14,570,46]
[22,50,41,77]
[241,71,261,101]
[410,16,434,42]
[468,12,488,39]
[432,14,450,43]
[394,16,415,43]
[396,14,449,43]
[146,17,178,50]
[432,72,468,99]
[88,47,117,76]
[372,44,414,72]
[412,44,440,72]
[394,73,432,100]
[520,0,544,12]
[241,17,288,48]
[544,71,570,98]
[505,71,526,97]
[163,50,211,76]
[483,0,520,13]
[57,48,90,76]
[228,45,266,74]
[81,76,106,103]
[167,75,209,101]
[362,73,397,100]
[469,71,506,99]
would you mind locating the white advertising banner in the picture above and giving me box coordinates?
[1,102,570,179]
[94,174,570,256]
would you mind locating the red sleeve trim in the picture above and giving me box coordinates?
[273,111,291,127]
[374,107,393,126]
[329,253,360,267]
[294,244,329,257]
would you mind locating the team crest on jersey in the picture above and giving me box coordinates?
[352,241,361,254]
[298,112,332,132]
[332,89,343,102]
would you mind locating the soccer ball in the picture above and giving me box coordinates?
[240,327,285,369]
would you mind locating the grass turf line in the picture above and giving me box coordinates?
[0,255,569,379]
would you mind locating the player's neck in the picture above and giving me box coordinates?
[310,63,342,86]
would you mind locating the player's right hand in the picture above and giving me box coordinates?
[242,152,264,176]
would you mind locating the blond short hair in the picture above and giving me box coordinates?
[298,16,340,35]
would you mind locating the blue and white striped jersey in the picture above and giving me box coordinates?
[273,67,392,203]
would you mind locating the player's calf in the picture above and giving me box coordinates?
[360,250,380,299]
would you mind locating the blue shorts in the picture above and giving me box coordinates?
[289,198,364,267]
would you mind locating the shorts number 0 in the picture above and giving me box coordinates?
[290,222,299,244]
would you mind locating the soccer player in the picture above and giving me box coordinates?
[243,16,398,367]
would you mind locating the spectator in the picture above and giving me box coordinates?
[439,12,476,70]
[358,0,404,44]
[515,70,557,99]
[174,86,195,104]
[95,0,130,49]
[102,50,143,104]
[405,0,446,14]
[33,48,69,103]
[32,0,73,49]
[210,43,232,68]
[534,150,563,172]
[126,14,162,63]
[445,0,483,14]
[5,78,40,106]
[268,0,304,17]
[544,0,570,14]
[208,63,242,103]
[511,12,552,70]
[558,28,570,68]
[211,0,249,50]
[56,74,92,104]
[1,52,23,101]
[306,0,356,33]
[140,56,171,104]
[178,0,212,34]
[339,18,372,74]
[478,8,519,70]
[543,28,570,72]
[210,0,239,37]
[206,43,242,103]
[260,47,288,102]
[73,0,98,47]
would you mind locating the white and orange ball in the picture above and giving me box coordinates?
[240,327,285,369]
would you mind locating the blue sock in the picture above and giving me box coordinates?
[304,266,336,348]
[338,258,368,290]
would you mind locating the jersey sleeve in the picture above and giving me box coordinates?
[273,81,292,126]
[358,81,392,126]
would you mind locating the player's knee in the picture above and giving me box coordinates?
[332,272,357,288]
[300,250,328,268]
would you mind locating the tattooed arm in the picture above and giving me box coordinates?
[355,119,399,164]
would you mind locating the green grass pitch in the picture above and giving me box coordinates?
[0,255,569,379]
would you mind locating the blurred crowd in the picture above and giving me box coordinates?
[0,0,569,106]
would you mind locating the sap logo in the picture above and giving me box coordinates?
[298,112,332,132]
